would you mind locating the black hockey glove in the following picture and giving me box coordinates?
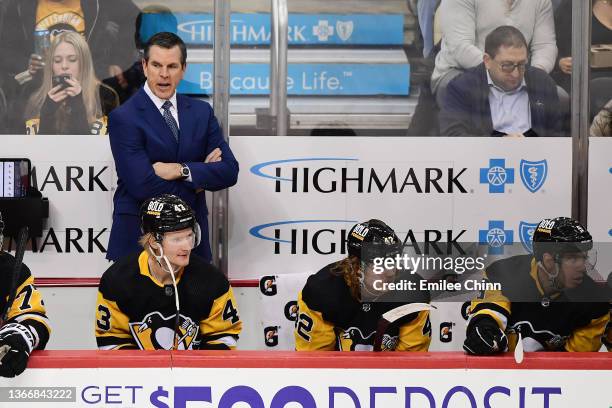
[463,315,508,355]
[0,323,35,378]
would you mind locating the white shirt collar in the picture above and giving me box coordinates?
[486,69,527,95]
[144,81,178,112]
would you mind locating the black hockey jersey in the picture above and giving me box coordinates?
[295,261,431,351]
[0,252,50,350]
[470,255,610,352]
[95,251,242,350]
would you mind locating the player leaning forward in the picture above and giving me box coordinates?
[295,219,432,351]
[0,211,50,377]
[95,195,242,350]
[464,217,610,355]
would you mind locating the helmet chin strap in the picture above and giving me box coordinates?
[355,260,380,301]
[537,259,563,292]
[148,243,181,350]
[148,244,179,275]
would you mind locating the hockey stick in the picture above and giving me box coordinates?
[1,227,29,324]
[373,302,434,351]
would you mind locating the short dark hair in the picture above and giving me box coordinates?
[484,25,528,59]
[144,31,187,66]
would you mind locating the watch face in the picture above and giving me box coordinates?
[182,166,190,176]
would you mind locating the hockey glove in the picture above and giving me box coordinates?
[0,323,35,378]
[463,315,508,355]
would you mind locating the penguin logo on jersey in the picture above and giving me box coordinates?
[129,312,199,350]
[380,334,399,351]
[509,321,567,351]
[341,327,375,351]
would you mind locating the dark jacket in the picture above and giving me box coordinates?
[0,0,139,82]
[106,88,239,262]
[29,83,119,134]
[439,63,563,137]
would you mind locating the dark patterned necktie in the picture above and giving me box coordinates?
[161,100,179,141]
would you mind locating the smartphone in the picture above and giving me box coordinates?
[52,74,71,90]
[0,159,31,198]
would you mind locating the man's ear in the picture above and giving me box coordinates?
[483,53,492,69]
[149,235,160,249]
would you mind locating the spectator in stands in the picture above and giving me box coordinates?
[115,5,179,103]
[431,0,557,108]
[0,0,139,131]
[554,0,612,94]
[295,219,432,352]
[0,211,51,377]
[23,32,119,134]
[464,217,610,355]
[591,100,612,136]
[439,26,562,137]
[95,195,242,350]
[408,0,441,58]
[106,32,238,263]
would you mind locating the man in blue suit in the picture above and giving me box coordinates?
[107,32,238,262]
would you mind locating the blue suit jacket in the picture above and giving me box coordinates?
[439,64,563,137]
[106,88,239,262]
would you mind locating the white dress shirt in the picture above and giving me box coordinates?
[486,70,531,135]
[144,82,180,129]
[143,82,192,181]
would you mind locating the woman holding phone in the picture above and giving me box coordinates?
[23,32,118,135]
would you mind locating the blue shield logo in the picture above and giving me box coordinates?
[519,221,538,254]
[520,160,547,193]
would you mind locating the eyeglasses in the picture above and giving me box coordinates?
[496,61,527,73]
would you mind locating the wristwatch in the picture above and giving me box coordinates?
[179,163,190,179]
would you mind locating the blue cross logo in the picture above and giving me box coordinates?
[479,220,514,255]
[480,159,514,193]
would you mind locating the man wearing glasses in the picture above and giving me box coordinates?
[439,25,563,137]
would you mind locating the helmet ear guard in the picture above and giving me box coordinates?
[194,222,202,248]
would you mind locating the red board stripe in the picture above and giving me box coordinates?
[27,351,612,370]
[34,278,259,287]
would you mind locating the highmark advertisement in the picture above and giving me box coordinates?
[229,137,572,280]
[178,63,410,96]
[171,13,404,45]
[1,367,610,407]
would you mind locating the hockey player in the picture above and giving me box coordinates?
[0,211,51,377]
[295,219,432,351]
[464,217,610,355]
[95,194,242,350]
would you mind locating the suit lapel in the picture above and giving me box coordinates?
[135,88,179,153]
[477,65,494,134]
[177,95,197,161]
